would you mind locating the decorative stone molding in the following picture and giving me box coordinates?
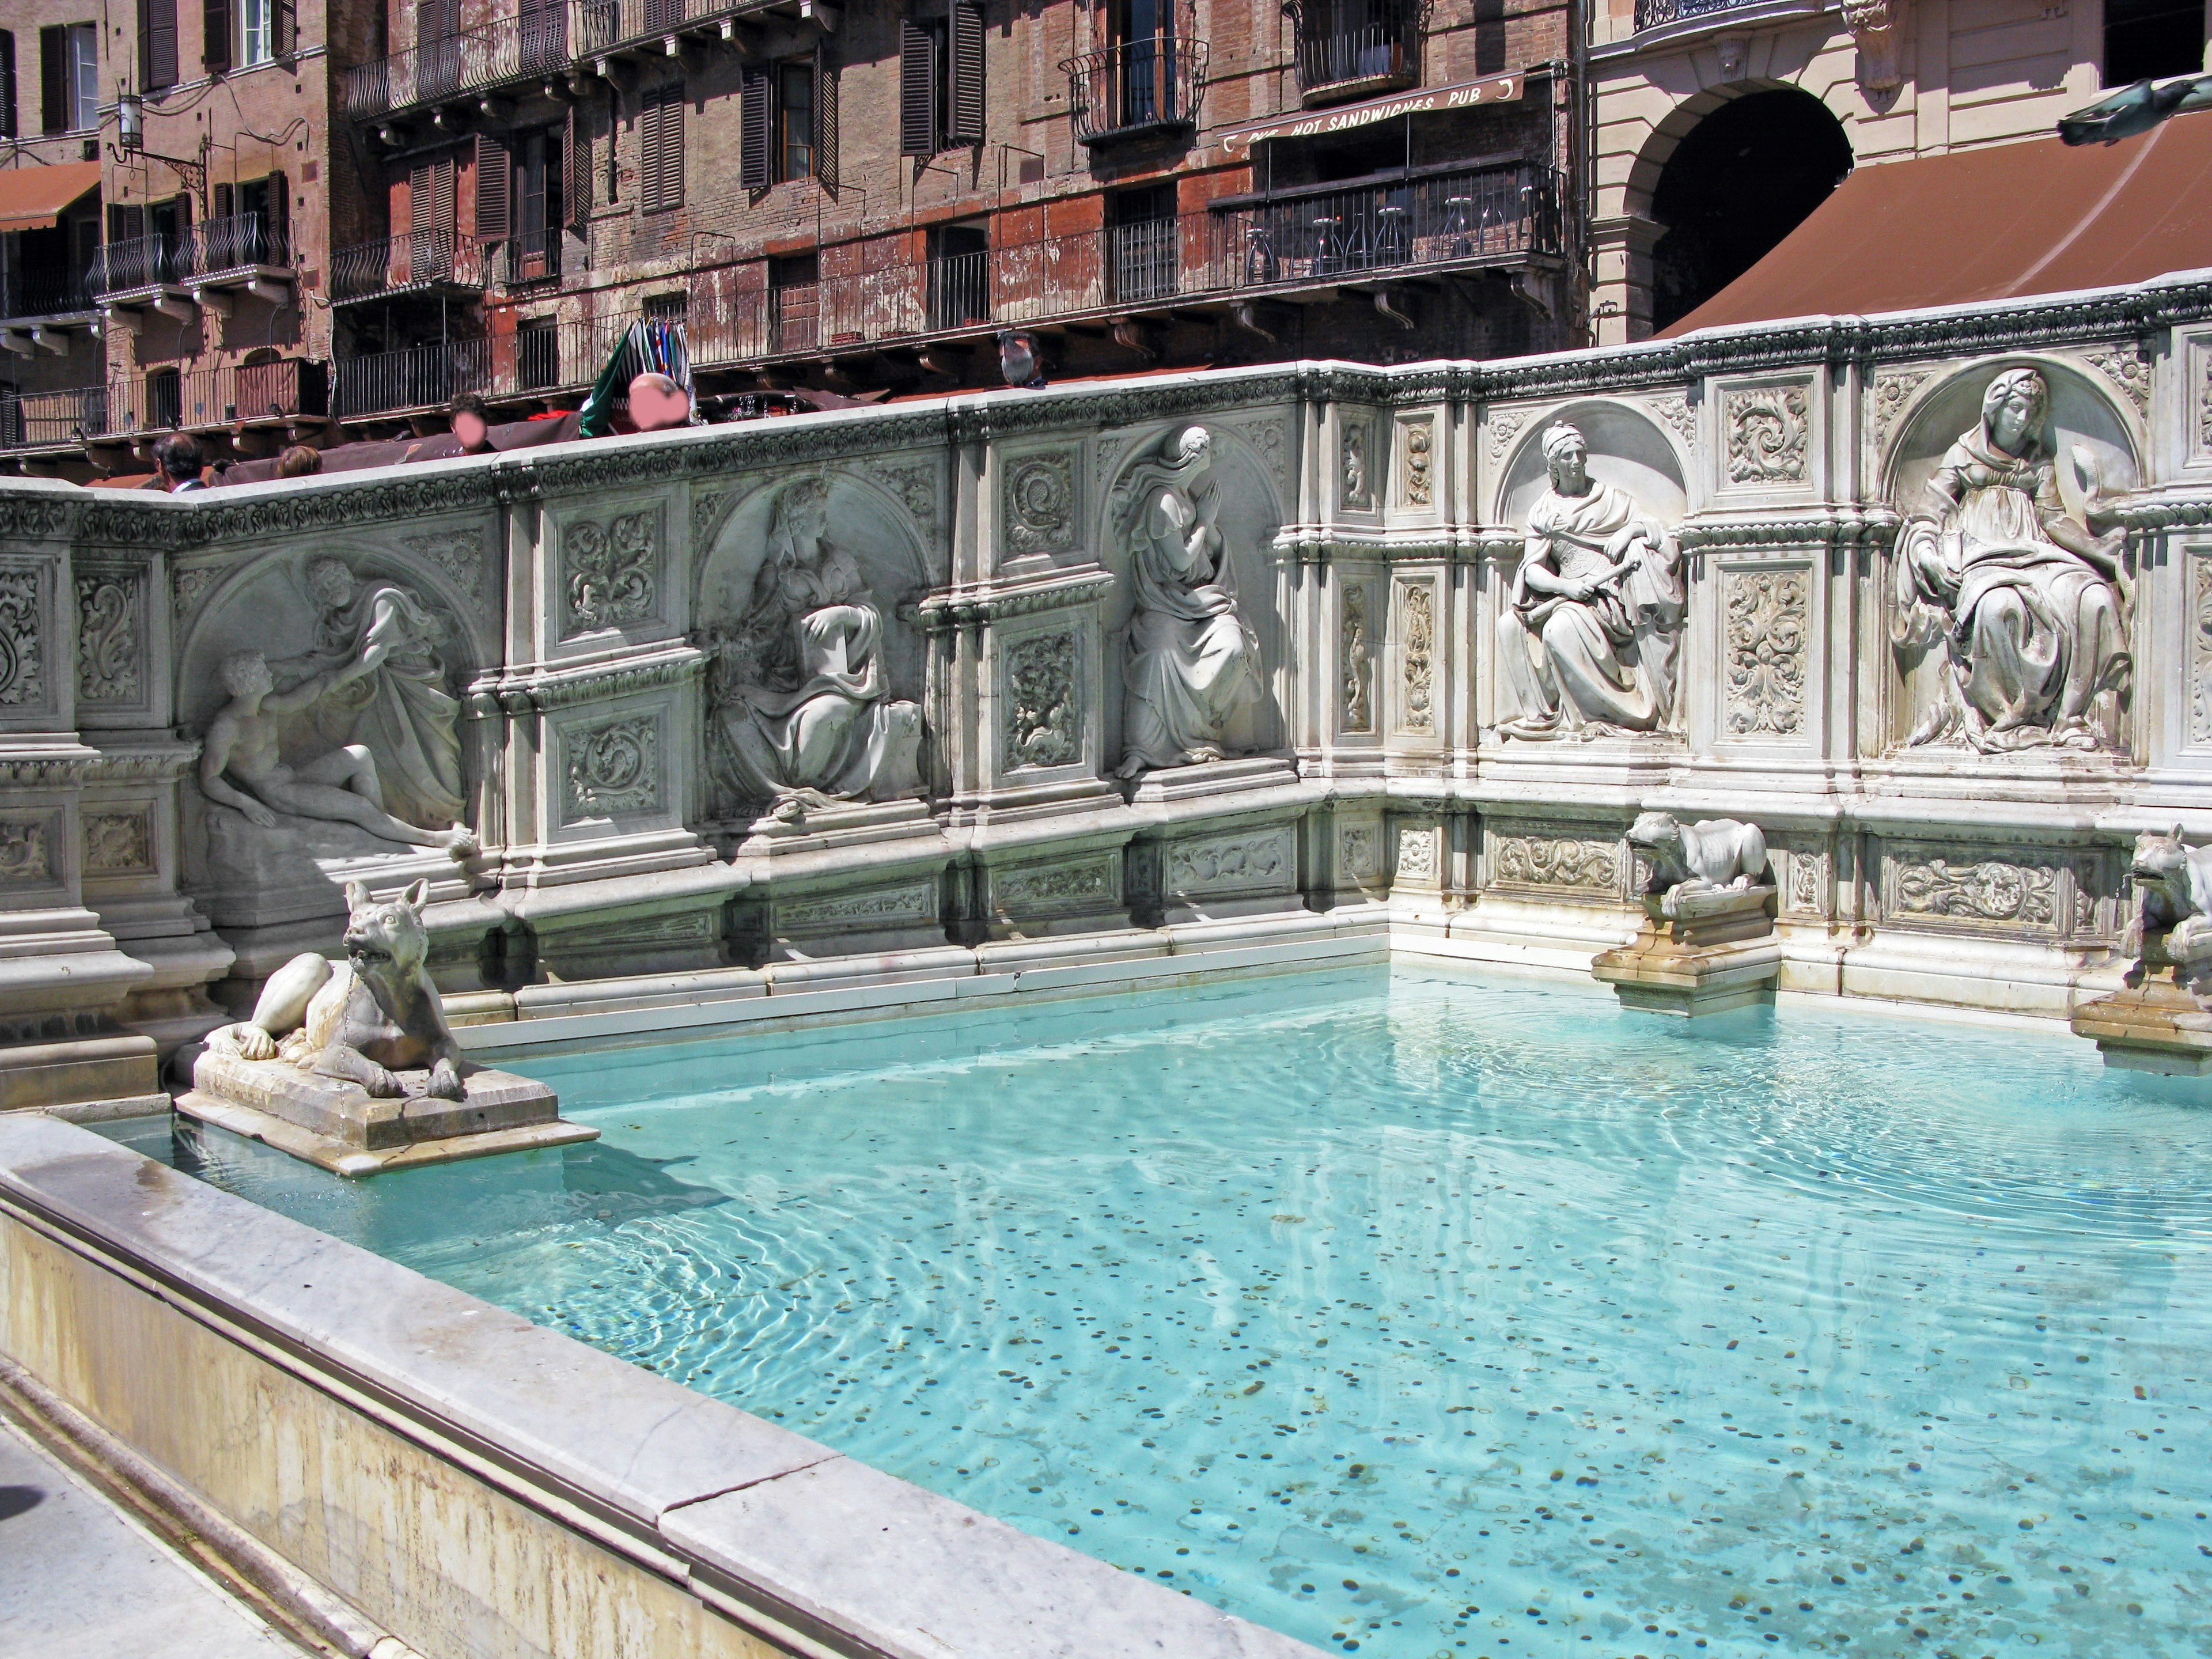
[0,495,71,543]
[1785,846,1830,919]
[995,853,1119,910]
[1646,394,1697,450]
[0,815,55,884]
[1870,366,1933,453]
[1493,832,1619,895]
[565,716,661,819]
[1002,452,1077,556]
[1340,582,1374,734]
[1396,579,1436,736]
[865,460,937,538]
[914,569,1116,630]
[172,565,218,622]
[400,530,489,592]
[1842,0,1905,92]
[75,568,143,706]
[1168,829,1294,894]
[0,567,46,708]
[1721,567,1809,740]
[1486,408,1531,461]
[582,911,719,948]
[1003,631,1080,770]
[1883,845,2100,940]
[1221,413,1289,487]
[1724,385,1811,484]
[1399,415,1434,507]
[2082,343,2152,416]
[475,649,704,718]
[563,509,659,636]
[781,881,938,929]
[2192,548,2212,747]
[1676,510,1898,551]
[82,810,153,876]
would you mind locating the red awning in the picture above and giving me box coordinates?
[1660,112,2212,337]
[0,161,101,234]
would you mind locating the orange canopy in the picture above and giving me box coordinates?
[0,161,101,234]
[1661,112,2212,336]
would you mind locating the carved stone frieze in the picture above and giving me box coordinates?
[781,881,938,929]
[1340,416,1374,512]
[1003,631,1080,770]
[995,854,1119,910]
[2193,549,2212,747]
[1396,579,1435,736]
[1870,367,1932,452]
[1340,583,1373,734]
[75,568,142,705]
[477,649,704,717]
[1884,844,2101,939]
[0,816,54,884]
[1724,385,1811,484]
[565,716,660,818]
[0,495,71,543]
[82,810,153,875]
[1168,829,1294,893]
[0,567,44,707]
[1003,452,1077,556]
[1493,832,1619,895]
[1399,415,1434,507]
[1722,567,1809,740]
[1338,824,1380,882]
[585,911,718,947]
[563,509,658,635]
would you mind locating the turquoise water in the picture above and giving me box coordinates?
[115,967,2212,1659]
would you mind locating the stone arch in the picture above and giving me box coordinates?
[1880,357,2141,517]
[1494,399,1688,531]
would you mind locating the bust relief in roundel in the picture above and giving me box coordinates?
[695,472,929,819]
[1493,402,1688,743]
[178,548,479,865]
[1884,360,2138,755]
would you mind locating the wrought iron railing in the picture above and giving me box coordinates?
[1633,0,1763,28]
[1062,39,1208,144]
[329,233,491,302]
[0,385,109,449]
[1,268,100,319]
[101,358,324,434]
[505,226,562,286]
[89,233,188,293]
[89,217,289,296]
[1294,1,1421,100]
[1212,164,1553,288]
[193,211,287,273]
[332,313,635,416]
[1107,216,1181,305]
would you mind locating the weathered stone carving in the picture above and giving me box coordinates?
[1396,825,1439,885]
[1115,427,1262,777]
[866,460,939,536]
[1892,368,2131,752]
[1494,833,1618,892]
[2194,550,2212,747]
[75,570,141,704]
[1842,0,1905,92]
[566,715,660,817]
[1647,394,1697,450]
[781,881,938,929]
[1341,418,1373,511]
[1722,568,1808,738]
[1496,422,1684,740]
[1872,367,1933,450]
[400,531,485,592]
[2073,827,2212,1073]
[2127,826,2212,965]
[1628,812,1768,908]
[1004,453,1075,555]
[83,810,152,874]
[1486,408,1529,461]
[2083,344,2152,416]
[1598,819,1779,1016]
[1400,417,1433,506]
[1338,824,1379,881]
[0,817,52,883]
[172,565,217,620]
[995,855,1118,908]
[1398,580,1435,735]
[0,567,42,707]
[1889,848,2082,933]
[564,509,658,634]
[1169,830,1290,891]
[1725,385,1810,484]
[703,478,924,816]
[1004,631,1080,768]
[1340,584,1373,734]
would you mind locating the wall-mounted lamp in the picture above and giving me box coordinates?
[117,92,143,151]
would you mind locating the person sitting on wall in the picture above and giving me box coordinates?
[628,372,692,433]
[198,649,476,858]
[156,431,207,493]
[278,444,323,478]
[449,391,495,454]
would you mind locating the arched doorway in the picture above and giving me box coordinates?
[1648,89,1853,333]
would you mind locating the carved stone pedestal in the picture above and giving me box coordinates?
[2070,960,2212,1075]
[1592,884,1781,1017]
[1125,754,1300,806]
[733,800,955,961]
[178,1050,597,1177]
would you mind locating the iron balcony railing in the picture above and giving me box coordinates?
[101,358,325,435]
[1,267,100,319]
[194,211,287,272]
[89,233,188,294]
[332,312,635,416]
[1294,1,1421,101]
[505,225,562,286]
[330,232,492,302]
[1633,0,1763,27]
[89,215,289,297]
[0,385,109,450]
[1062,39,1209,144]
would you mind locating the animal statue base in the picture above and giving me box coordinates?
[1593,813,1779,1016]
[182,878,594,1176]
[2070,825,2212,1075]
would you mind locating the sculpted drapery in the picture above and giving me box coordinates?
[1893,368,2131,751]
[1496,423,1684,740]
[1115,426,1263,778]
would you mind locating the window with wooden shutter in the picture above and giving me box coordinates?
[213,182,234,221]
[639,86,683,213]
[139,0,179,90]
[566,103,590,231]
[948,3,984,147]
[0,33,14,141]
[203,0,230,72]
[273,0,295,55]
[899,20,937,157]
[38,26,61,135]
[740,66,770,190]
[815,46,838,194]
[474,132,511,239]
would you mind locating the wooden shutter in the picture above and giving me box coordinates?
[740,65,770,190]
[815,46,837,193]
[109,203,146,244]
[948,3,983,147]
[0,33,14,140]
[274,0,296,55]
[267,169,288,257]
[898,20,936,157]
[565,103,590,231]
[474,132,511,238]
[203,0,230,72]
[639,88,682,212]
[410,155,456,238]
[213,181,234,219]
[39,26,61,134]
[141,0,179,90]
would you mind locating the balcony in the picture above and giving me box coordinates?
[332,313,633,417]
[1632,0,1766,27]
[103,359,327,435]
[1,268,100,323]
[1292,0,1421,105]
[331,233,492,303]
[1063,39,1208,146]
[92,216,292,320]
[0,386,110,453]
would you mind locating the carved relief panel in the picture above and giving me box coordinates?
[1001,448,1080,561]
[1485,822,1627,904]
[1396,414,1436,511]
[998,624,1087,777]
[552,703,674,832]
[0,560,53,723]
[559,503,665,641]
[74,563,153,722]
[1712,375,1819,501]
[1392,577,1438,738]
[1878,840,2108,945]
[1338,410,1378,515]
[1715,560,1815,747]
[1338,578,1376,738]
[0,810,62,889]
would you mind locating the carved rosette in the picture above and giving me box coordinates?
[2083,344,2152,418]
[1396,580,1436,736]
[0,567,44,708]
[82,810,153,875]
[563,509,658,636]
[1722,568,1809,740]
[1486,408,1530,461]
[75,568,143,706]
[1003,631,1080,770]
[565,716,661,818]
[1395,824,1441,887]
[1003,453,1076,556]
[400,530,487,592]
[1725,386,1810,485]
[1340,583,1374,735]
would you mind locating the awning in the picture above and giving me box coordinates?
[1660,111,2212,336]
[1220,75,1523,155]
[0,162,102,234]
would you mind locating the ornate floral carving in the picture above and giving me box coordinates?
[0,568,43,707]
[1340,583,1373,734]
[400,530,486,590]
[1399,416,1434,506]
[563,509,657,635]
[1168,830,1293,893]
[867,460,939,535]
[171,565,217,620]
[1722,567,1809,738]
[2192,550,2212,747]
[1870,366,1933,453]
[0,818,52,884]
[1646,394,1697,450]
[1004,631,1080,769]
[692,487,734,547]
[1725,385,1811,484]
[82,810,152,874]
[781,882,938,928]
[1486,408,1530,461]
[1890,851,2066,931]
[1230,415,1288,484]
[1003,453,1076,556]
[1494,834,1619,893]
[75,570,141,704]
[996,855,1118,910]
[1338,824,1379,881]
[566,716,660,817]
[2084,343,2152,416]
[1341,418,1374,512]
[1396,825,1440,885]
[2198,369,2212,454]
[1786,847,1828,918]
[1397,579,1435,735]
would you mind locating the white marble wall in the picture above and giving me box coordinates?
[8,273,2212,1093]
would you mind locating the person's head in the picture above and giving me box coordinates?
[627,372,691,433]
[278,444,323,478]
[1982,368,2049,457]
[774,477,830,546]
[305,556,355,609]
[1168,425,1213,479]
[998,329,1043,388]
[1541,422,1589,493]
[155,430,203,487]
[449,392,492,453]
[219,649,272,699]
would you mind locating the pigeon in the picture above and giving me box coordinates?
[2058,73,2212,145]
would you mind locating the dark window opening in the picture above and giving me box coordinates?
[1293,0,1419,101]
[2104,0,2205,85]
[1108,183,1178,303]
[777,60,814,181]
[517,315,558,389]
[770,252,818,353]
[926,221,989,330]
[1648,88,1851,334]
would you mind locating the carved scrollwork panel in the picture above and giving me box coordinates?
[1340,415,1375,513]
[1003,630,1081,771]
[1784,846,1830,919]
[1395,579,1436,737]
[0,566,45,709]
[1002,452,1077,557]
[995,853,1121,912]
[1338,824,1380,882]
[565,715,661,819]
[75,568,144,706]
[781,881,939,930]
[1491,831,1620,896]
[82,810,153,876]
[2192,548,2212,748]
[0,815,55,885]
[1721,566,1809,741]
[1724,384,1812,485]
[1168,828,1296,896]
[1883,843,2103,941]
[562,508,660,637]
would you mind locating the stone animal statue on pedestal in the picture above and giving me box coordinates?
[207,878,465,1100]
[1628,812,1769,900]
[2129,825,2212,960]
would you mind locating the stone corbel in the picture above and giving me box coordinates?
[0,330,34,358]
[192,287,234,320]
[799,0,841,32]
[1842,0,1907,93]
[151,293,196,323]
